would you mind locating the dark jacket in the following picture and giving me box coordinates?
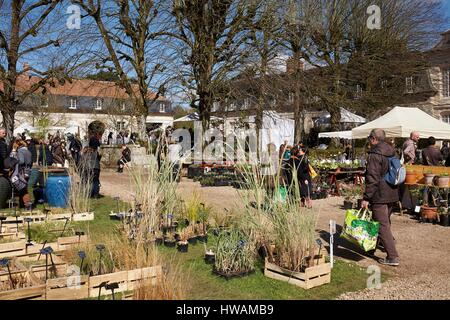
[0,137,7,174]
[422,146,443,166]
[122,147,131,162]
[364,141,399,204]
[38,144,53,166]
[27,139,38,163]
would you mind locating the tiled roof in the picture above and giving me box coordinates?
[0,74,167,101]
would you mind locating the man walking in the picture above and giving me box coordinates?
[362,129,400,266]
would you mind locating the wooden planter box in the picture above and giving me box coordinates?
[264,258,331,290]
[72,212,95,222]
[0,240,26,258]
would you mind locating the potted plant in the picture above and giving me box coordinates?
[163,232,176,247]
[204,248,215,264]
[405,167,418,184]
[177,229,189,253]
[437,173,450,188]
[341,188,354,210]
[423,170,436,186]
[438,206,449,227]
[213,229,255,279]
[154,230,163,245]
[420,205,438,222]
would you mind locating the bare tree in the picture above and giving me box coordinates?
[0,0,67,141]
[73,0,170,138]
[167,0,259,129]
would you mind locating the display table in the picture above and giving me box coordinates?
[327,169,365,196]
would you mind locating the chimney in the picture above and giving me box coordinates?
[286,57,304,74]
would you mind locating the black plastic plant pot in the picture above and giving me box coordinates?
[197,234,208,243]
[177,242,188,253]
[155,237,163,245]
[164,239,176,247]
[174,233,181,242]
[188,237,197,245]
[440,214,450,227]
[343,201,354,210]
[204,253,215,264]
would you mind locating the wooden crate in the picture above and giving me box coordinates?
[57,235,87,250]
[46,275,89,300]
[72,212,95,222]
[0,284,46,300]
[264,258,331,290]
[88,266,163,298]
[0,240,26,258]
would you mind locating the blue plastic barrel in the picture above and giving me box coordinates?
[44,171,71,208]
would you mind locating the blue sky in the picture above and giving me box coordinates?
[445,0,450,24]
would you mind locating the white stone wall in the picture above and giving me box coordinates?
[0,111,174,139]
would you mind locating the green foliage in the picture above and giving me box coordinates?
[214,228,255,274]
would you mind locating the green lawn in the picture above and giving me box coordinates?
[16,195,384,300]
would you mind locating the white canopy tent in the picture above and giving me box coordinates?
[173,112,221,122]
[318,130,352,139]
[352,106,450,140]
[316,107,366,125]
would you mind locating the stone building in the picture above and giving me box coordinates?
[0,72,173,140]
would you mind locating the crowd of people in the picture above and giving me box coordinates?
[0,127,128,209]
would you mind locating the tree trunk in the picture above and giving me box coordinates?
[328,107,341,148]
[1,109,15,144]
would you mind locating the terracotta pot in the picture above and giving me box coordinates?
[424,174,435,186]
[437,176,450,188]
[421,205,438,222]
[405,172,418,184]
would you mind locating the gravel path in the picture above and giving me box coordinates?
[99,169,450,300]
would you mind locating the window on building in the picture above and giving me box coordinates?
[95,99,103,110]
[381,79,388,89]
[41,97,48,108]
[121,102,126,111]
[212,101,220,112]
[288,92,294,104]
[443,68,450,98]
[355,84,363,99]
[116,121,126,131]
[243,98,250,110]
[69,98,77,109]
[405,76,414,93]
[159,103,165,113]
[442,113,450,124]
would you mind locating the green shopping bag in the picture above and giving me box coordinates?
[341,209,380,252]
[274,186,287,203]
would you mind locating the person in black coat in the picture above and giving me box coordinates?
[26,136,38,164]
[38,140,53,166]
[289,146,312,208]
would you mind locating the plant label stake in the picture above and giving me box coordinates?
[40,246,54,281]
[60,217,70,237]
[0,258,15,289]
[37,240,47,261]
[95,281,108,300]
[106,282,119,300]
[75,231,85,244]
[78,250,86,274]
[24,217,33,245]
[0,216,6,234]
[315,239,323,266]
[95,244,105,275]
[329,219,336,268]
